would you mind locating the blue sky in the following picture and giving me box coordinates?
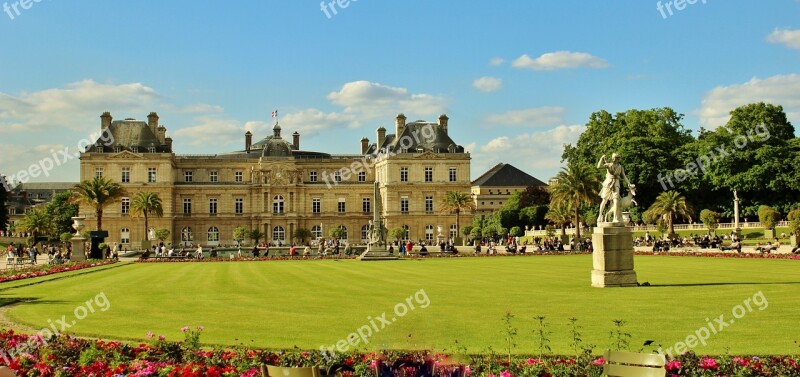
[1,0,799,185]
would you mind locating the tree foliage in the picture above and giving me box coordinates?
[699,209,721,234]
[644,191,693,236]
[154,228,171,242]
[233,226,250,244]
[17,208,53,243]
[389,227,406,242]
[131,192,164,241]
[294,228,313,244]
[757,205,780,230]
[549,163,600,240]
[71,177,126,231]
[43,191,78,237]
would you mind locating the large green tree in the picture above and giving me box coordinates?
[71,177,126,231]
[17,208,53,243]
[44,191,79,236]
[131,191,164,241]
[562,107,694,208]
[549,162,600,242]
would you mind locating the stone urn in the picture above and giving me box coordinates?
[71,217,86,236]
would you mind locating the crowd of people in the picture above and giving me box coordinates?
[3,242,72,265]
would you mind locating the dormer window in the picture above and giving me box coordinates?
[148,146,156,153]
[132,146,139,153]
[113,146,122,153]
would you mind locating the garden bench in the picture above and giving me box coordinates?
[602,349,665,377]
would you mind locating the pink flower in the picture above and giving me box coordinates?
[181,326,190,332]
[700,357,718,370]
[525,358,542,365]
[592,357,606,366]
[146,332,154,339]
[465,366,471,376]
[500,371,513,377]
[196,326,204,331]
[158,335,166,341]
[666,360,681,371]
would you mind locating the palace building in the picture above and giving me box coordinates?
[78,112,471,248]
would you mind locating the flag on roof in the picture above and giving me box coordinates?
[271,110,278,118]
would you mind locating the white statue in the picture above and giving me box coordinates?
[597,153,634,224]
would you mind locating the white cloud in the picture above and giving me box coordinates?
[489,57,505,66]
[280,109,354,136]
[484,106,565,127]
[171,117,244,147]
[326,81,447,126]
[471,124,585,182]
[472,77,503,93]
[511,51,609,71]
[696,74,800,128]
[166,103,225,114]
[766,28,800,49]
[0,80,163,133]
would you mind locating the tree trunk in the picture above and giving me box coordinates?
[455,209,460,245]
[96,209,102,231]
[143,211,149,241]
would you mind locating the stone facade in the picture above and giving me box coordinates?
[78,113,471,249]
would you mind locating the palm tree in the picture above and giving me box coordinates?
[131,191,164,241]
[549,163,600,243]
[17,207,53,244]
[644,191,693,236]
[71,177,126,231]
[545,202,572,239]
[439,191,477,244]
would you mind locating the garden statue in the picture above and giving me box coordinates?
[597,153,634,225]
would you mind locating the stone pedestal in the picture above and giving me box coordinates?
[591,224,638,288]
[357,245,399,261]
[70,236,87,262]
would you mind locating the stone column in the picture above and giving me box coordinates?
[70,235,87,262]
[591,224,638,287]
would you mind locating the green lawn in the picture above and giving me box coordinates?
[1,256,799,355]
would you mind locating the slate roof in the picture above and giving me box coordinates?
[364,121,465,155]
[92,119,170,153]
[471,163,547,187]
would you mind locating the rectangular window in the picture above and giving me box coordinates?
[209,171,218,183]
[310,171,318,182]
[334,171,342,182]
[235,198,244,214]
[400,167,408,182]
[209,198,218,215]
[400,197,409,214]
[148,168,157,183]
[183,198,192,215]
[312,198,321,214]
[449,167,457,182]
[235,171,243,182]
[424,167,433,182]
[358,171,366,182]
[95,168,104,179]
[184,171,193,183]
[338,198,346,213]
[121,197,130,215]
[121,168,130,183]
[425,196,434,213]
[362,198,371,214]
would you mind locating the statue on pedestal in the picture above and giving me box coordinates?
[597,153,634,225]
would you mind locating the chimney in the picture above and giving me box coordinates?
[100,112,112,129]
[377,127,386,150]
[292,131,300,150]
[395,113,406,138]
[360,137,369,154]
[165,137,173,153]
[438,114,449,134]
[245,131,253,151]
[147,112,159,135]
[157,126,167,144]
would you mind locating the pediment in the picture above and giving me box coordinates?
[414,151,445,159]
[110,150,143,159]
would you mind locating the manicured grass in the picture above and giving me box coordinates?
[1,256,799,355]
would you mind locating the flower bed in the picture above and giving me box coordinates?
[0,260,118,284]
[0,328,798,376]
[634,250,800,260]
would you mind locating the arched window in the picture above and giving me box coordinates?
[181,227,193,242]
[450,224,458,240]
[402,224,410,240]
[312,225,322,239]
[425,225,434,241]
[338,225,348,240]
[273,226,285,242]
[207,227,220,242]
[120,228,130,244]
[361,224,370,242]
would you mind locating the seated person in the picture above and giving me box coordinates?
[419,245,429,255]
[519,245,527,254]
